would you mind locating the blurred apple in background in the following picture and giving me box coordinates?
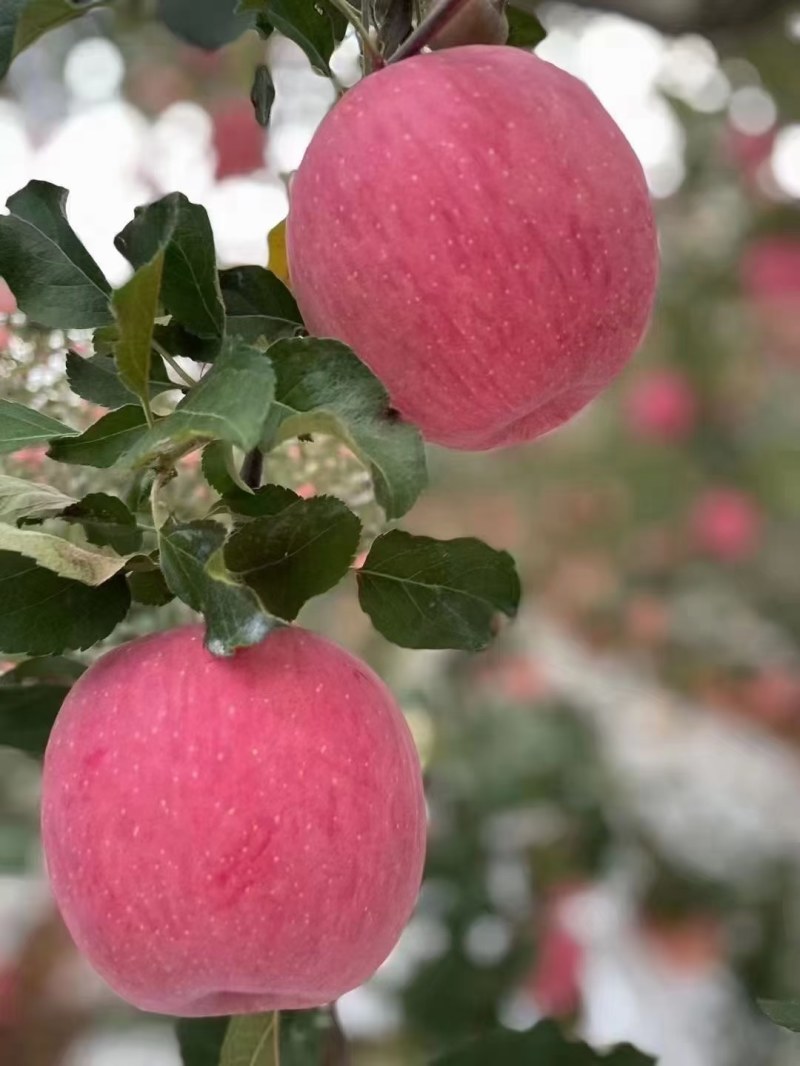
[526,883,587,1017]
[625,368,697,443]
[725,126,776,189]
[0,280,16,316]
[744,670,800,727]
[640,914,725,977]
[741,237,800,361]
[126,61,192,116]
[690,488,762,562]
[212,99,266,179]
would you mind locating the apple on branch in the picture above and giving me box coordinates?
[41,626,426,1016]
[288,46,659,450]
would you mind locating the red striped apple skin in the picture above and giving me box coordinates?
[287,45,659,450]
[41,625,426,1016]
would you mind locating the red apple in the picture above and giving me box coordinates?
[743,238,800,305]
[640,914,725,976]
[625,593,669,647]
[41,625,426,1016]
[473,653,549,702]
[741,237,800,362]
[0,280,15,317]
[287,46,658,450]
[625,368,697,442]
[745,670,800,727]
[725,125,775,188]
[691,488,761,563]
[212,100,266,180]
[526,882,585,1016]
[11,445,47,469]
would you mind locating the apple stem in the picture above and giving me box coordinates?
[387,0,475,61]
[241,448,264,490]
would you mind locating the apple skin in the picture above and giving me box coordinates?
[625,368,696,442]
[41,625,426,1017]
[287,46,658,450]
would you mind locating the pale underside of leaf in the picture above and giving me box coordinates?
[0,475,76,524]
[0,525,131,585]
[219,1013,277,1066]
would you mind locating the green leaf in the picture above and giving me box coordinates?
[65,350,177,409]
[123,343,275,468]
[222,482,297,519]
[127,565,174,606]
[0,475,75,524]
[0,656,86,685]
[0,399,77,456]
[0,653,85,755]
[187,1011,338,1066]
[432,1022,655,1066]
[250,64,275,128]
[113,256,164,418]
[239,0,347,76]
[0,524,131,585]
[201,441,253,497]
[0,181,112,326]
[60,493,143,554]
[115,193,225,341]
[759,999,800,1033]
[357,529,521,651]
[278,1011,339,1065]
[176,1017,231,1066]
[153,320,222,364]
[225,492,360,621]
[0,552,130,654]
[92,324,118,355]
[48,405,148,468]
[219,265,302,344]
[0,0,112,81]
[0,681,68,758]
[220,1013,277,1066]
[157,0,253,50]
[505,0,547,48]
[268,338,427,520]
[159,521,275,657]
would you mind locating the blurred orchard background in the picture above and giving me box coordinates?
[1,0,800,1063]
